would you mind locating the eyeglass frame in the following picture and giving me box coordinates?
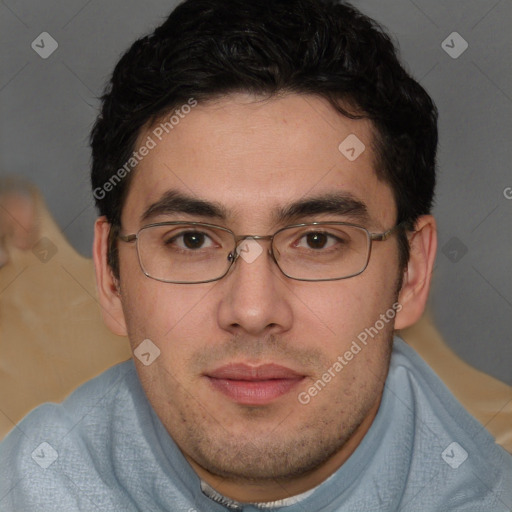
[117,220,407,284]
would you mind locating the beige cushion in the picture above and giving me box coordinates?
[0,185,131,439]
[0,180,510,453]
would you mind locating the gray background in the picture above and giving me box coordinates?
[1,0,511,384]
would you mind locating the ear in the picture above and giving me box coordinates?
[93,217,128,336]
[394,215,437,330]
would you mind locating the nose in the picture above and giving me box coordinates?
[216,238,294,337]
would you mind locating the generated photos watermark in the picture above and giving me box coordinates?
[441,441,468,469]
[93,98,198,200]
[298,301,402,405]
[31,441,59,469]
[134,339,161,366]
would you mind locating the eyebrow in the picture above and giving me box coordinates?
[140,190,370,226]
[141,190,228,223]
[273,192,369,225]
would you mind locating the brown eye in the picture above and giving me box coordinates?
[306,232,329,249]
[182,232,206,249]
[294,231,340,250]
[164,231,214,250]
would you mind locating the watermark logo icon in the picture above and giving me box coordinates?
[442,237,468,263]
[441,442,468,469]
[441,32,468,59]
[31,32,59,59]
[236,238,263,264]
[338,134,365,162]
[31,442,58,469]
[32,237,58,263]
[134,339,161,366]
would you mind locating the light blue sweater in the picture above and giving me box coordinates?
[1,337,511,511]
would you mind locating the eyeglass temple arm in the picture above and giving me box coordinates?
[371,221,409,242]
[118,234,137,243]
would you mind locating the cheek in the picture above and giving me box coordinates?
[295,272,397,347]
[120,275,217,355]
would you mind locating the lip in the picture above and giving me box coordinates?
[205,363,305,405]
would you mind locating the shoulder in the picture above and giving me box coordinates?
[0,360,140,511]
[388,338,512,510]
[4,359,137,439]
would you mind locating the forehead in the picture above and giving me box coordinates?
[122,93,396,230]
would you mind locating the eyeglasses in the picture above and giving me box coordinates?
[118,221,403,284]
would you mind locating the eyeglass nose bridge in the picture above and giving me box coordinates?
[227,234,277,265]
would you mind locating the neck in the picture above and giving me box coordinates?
[187,396,381,504]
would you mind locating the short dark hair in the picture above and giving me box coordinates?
[91,0,438,278]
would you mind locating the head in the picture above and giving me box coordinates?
[91,0,437,502]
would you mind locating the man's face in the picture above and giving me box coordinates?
[116,94,402,496]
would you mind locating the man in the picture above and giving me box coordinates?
[1,0,511,510]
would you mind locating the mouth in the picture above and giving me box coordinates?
[205,363,305,406]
